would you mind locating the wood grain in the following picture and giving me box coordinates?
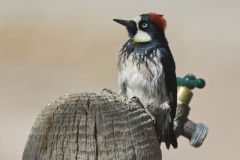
[22,90,162,160]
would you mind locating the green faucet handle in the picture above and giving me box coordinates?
[177,74,205,90]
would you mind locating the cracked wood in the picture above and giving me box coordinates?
[22,90,162,160]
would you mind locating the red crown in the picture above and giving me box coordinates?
[148,13,167,30]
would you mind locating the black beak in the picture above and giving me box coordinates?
[113,19,131,27]
[113,19,137,37]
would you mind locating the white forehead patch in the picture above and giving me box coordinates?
[133,16,141,26]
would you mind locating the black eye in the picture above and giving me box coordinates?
[141,22,148,28]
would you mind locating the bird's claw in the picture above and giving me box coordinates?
[131,97,156,123]
[146,108,156,124]
[131,96,139,102]
[131,96,145,107]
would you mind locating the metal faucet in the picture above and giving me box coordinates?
[174,74,208,147]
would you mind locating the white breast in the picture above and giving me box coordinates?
[118,50,166,106]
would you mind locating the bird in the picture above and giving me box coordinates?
[113,13,178,149]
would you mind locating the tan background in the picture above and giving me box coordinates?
[0,0,239,159]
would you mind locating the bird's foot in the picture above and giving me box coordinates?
[130,97,156,123]
[145,105,156,124]
[146,109,156,124]
[131,96,143,106]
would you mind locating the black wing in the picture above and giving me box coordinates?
[159,46,178,149]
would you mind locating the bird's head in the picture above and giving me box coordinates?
[113,13,167,43]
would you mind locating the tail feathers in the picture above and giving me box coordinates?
[165,123,178,149]
[155,116,178,149]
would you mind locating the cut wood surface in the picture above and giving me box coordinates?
[22,89,162,160]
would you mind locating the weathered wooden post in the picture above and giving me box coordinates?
[22,90,162,160]
[22,74,208,160]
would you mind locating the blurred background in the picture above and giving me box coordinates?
[0,0,239,159]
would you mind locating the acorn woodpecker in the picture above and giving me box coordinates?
[114,13,178,149]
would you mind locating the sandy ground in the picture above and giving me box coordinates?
[0,0,240,159]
